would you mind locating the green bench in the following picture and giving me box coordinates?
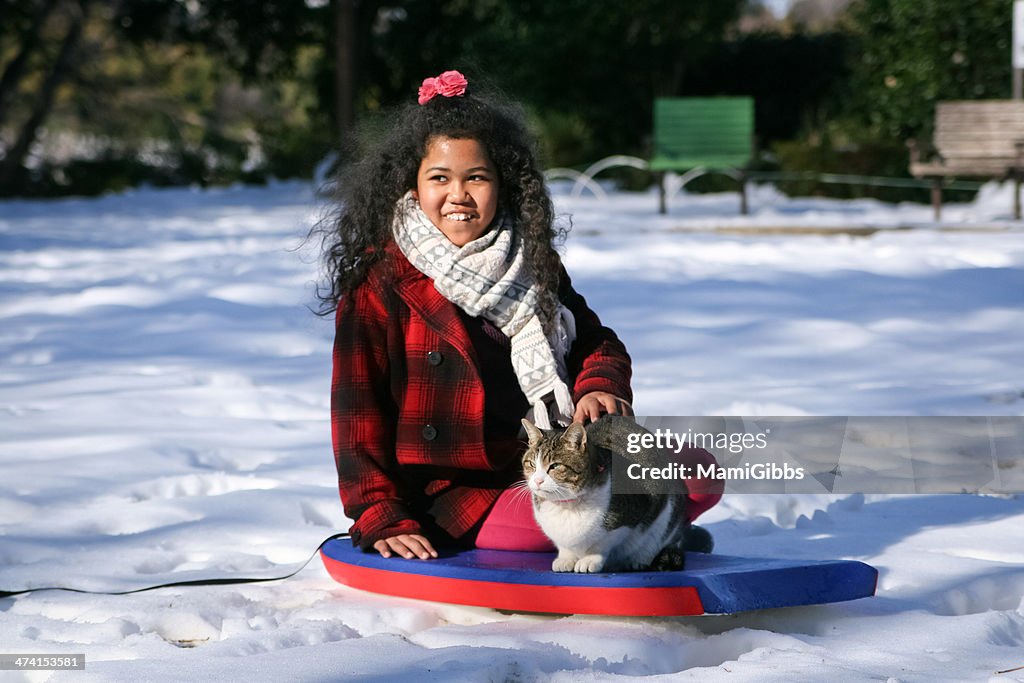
[650,97,755,214]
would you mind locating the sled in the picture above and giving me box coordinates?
[320,539,877,616]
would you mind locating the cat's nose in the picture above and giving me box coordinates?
[532,474,544,486]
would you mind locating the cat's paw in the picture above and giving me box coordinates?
[573,555,605,573]
[650,546,685,571]
[552,556,577,572]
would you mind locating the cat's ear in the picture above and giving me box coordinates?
[521,418,544,447]
[561,422,587,451]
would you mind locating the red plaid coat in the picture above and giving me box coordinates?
[332,242,632,550]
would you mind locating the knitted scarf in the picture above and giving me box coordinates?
[392,192,576,428]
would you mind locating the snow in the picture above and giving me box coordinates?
[1,180,1023,682]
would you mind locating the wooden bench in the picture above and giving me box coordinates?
[909,100,1024,220]
[650,97,755,214]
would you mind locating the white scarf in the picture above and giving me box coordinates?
[392,193,576,428]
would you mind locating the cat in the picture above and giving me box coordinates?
[521,415,689,573]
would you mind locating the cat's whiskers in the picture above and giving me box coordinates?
[507,481,534,508]
[548,482,579,503]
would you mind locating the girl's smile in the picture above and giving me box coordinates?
[412,136,499,246]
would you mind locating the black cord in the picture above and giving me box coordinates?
[0,532,350,599]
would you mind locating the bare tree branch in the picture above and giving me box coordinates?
[0,0,62,126]
[0,0,88,189]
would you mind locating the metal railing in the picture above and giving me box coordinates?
[544,155,990,201]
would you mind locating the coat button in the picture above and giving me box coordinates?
[422,424,438,441]
[426,351,443,366]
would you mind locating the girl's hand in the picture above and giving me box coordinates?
[573,391,633,424]
[373,533,438,560]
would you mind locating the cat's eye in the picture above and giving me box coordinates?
[547,463,564,472]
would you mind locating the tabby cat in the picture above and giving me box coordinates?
[521,415,689,573]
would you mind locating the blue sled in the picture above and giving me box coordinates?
[321,539,878,616]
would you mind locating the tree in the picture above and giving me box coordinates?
[360,0,746,164]
[843,0,1012,139]
[1,0,336,195]
[0,0,61,124]
[0,0,89,189]
[1,0,750,194]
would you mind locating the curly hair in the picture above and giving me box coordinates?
[314,85,565,325]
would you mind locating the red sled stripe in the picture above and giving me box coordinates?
[321,552,705,616]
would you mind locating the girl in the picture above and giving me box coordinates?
[319,70,718,560]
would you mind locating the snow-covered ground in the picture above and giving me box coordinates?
[1,181,1023,682]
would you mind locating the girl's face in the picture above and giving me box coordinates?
[412,136,499,246]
